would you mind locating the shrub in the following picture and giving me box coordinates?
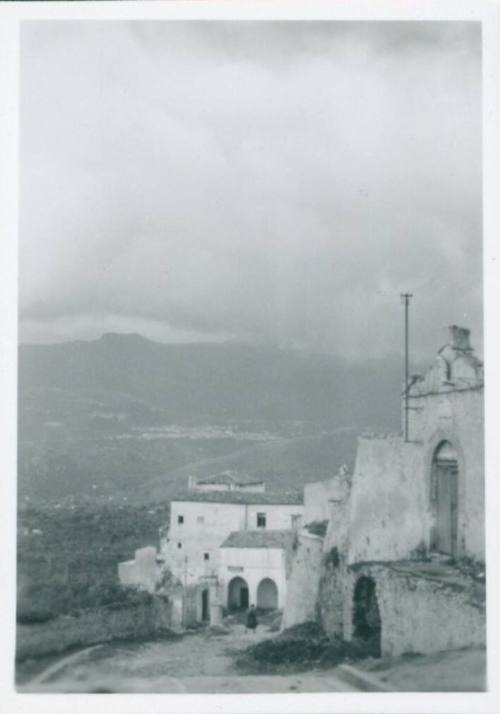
[304,520,328,538]
[16,609,57,625]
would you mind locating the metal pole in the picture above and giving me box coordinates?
[400,293,413,442]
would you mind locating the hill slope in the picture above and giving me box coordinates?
[18,335,403,504]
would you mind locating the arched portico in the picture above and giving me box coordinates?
[257,578,278,610]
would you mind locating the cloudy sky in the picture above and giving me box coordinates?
[20,21,482,360]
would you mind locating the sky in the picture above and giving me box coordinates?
[19,21,482,361]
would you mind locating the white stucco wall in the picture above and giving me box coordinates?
[245,504,303,531]
[304,471,349,525]
[219,546,287,609]
[282,531,324,628]
[118,546,158,592]
[161,500,303,585]
[347,383,484,564]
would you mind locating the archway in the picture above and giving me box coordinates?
[431,441,458,556]
[228,576,249,610]
[352,576,381,657]
[257,578,278,610]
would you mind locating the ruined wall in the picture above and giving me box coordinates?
[16,597,171,660]
[282,532,324,629]
[347,435,425,564]
[342,564,485,657]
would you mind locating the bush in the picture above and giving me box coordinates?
[16,609,57,625]
[236,620,376,674]
[304,520,328,538]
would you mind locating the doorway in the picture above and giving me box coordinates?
[432,441,458,556]
[201,588,210,621]
[228,576,249,610]
[352,576,381,657]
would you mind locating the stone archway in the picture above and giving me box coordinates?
[228,576,249,610]
[431,441,458,556]
[352,576,381,657]
[257,578,278,610]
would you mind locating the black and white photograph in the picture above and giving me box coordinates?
[2,2,498,708]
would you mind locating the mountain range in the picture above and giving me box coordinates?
[18,334,405,505]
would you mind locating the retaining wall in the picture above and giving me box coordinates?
[16,597,171,660]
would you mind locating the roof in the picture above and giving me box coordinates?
[196,471,264,486]
[171,489,303,505]
[220,530,296,549]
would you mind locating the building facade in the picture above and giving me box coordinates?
[286,325,485,657]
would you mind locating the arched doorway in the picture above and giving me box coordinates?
[352,576,381,657]
[228,576,249,610]
[431,441,458,556]
[257,578,278,610]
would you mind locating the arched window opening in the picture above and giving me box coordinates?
[352,576,381,657]
[431,441,458,557]
[256,578,278,610]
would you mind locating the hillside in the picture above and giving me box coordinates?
[18,335,403,505]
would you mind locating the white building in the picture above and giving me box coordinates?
[160,489,303,587]
[219,530,295,610]
[189,471,265,493]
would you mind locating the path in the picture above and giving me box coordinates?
[20,619,358,693]
[19,617,485,693]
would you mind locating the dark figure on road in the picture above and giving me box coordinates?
[246,605,258,633]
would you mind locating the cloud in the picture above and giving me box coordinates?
[19,21,482,359]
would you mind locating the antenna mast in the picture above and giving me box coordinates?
[400,293,413,442]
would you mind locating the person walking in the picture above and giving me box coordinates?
[246,604,258,634]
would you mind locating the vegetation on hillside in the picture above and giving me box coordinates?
[17,503,169,623]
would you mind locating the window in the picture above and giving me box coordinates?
[204,552,210,561]
[177,515,184,524]
[257,512,266,528]
[177,542,182,549]
[197,516,205,524]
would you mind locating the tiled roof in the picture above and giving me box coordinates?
[196,471,264,486]
[220,530,296,549]
[171,489,303,505]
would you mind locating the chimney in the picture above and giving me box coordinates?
[448,325,471,351]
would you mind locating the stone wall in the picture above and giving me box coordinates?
[282,531,324,629]
[16,597,171,661]
[317,562,486,657]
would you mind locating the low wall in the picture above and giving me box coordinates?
[347,564,485,657]
[378,566,485,656]
[16,597,171,661]
[282,532,323,630]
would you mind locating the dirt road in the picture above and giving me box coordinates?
[20,620,360,693]
[19,619,486,694]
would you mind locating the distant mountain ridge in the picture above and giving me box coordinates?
[18,334,404,505]
[19,333,403,426]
